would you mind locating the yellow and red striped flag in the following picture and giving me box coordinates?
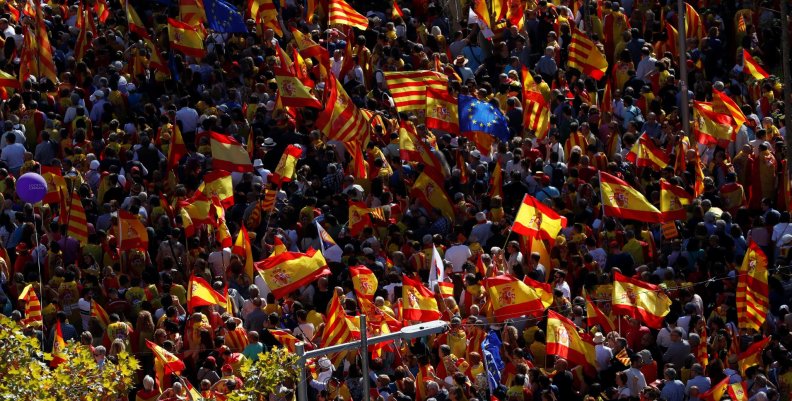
[91,300,111,329]
[485,274,550,322]
[270,329,300,352]
[568,27,608,80]
[660,179,693,221]
[209,131,254,172]
[737,15,747,33]
[523,275,554,307]
[664,22,679,58]
[255,248,330,299]
[270,144,303,186]
[316,76,369,144]
[119,209,149,251]
[742,49,770,80]
[693,101,735,145]
[425,87,459,133]
[391,0,404,18]
[471,0,491,29]
[321,292,360,366]
[737,242,769,331]
[522,86,551,139]
[50,321,68,368]
[168,18,206,58]
[180,0,207,27]
[261,188,277,212]
[198,169,234,207]
[232,226,256,280]
[402,274,442,322]
[712,89,747,129]
[625,135,669,170]
[383,70,448,112]
[586,296,616,333]
[695,327,709,369]
[600,171,663,223]
[20,4,57,84]
[738,336,770,375]
[546,310,597,370]
[685,3,705,41]
[329,0,368,30]
[349,200,373,236]
[512,194,567,240]
[612,271,672,329]
[398,121,443,171]
[18,284,42,327]
[187,275,228,311]
[350,265,378,300]
[73,8,95,60]
[66,191,89,245]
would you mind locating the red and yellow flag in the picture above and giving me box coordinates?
[328,0,369,30]
[274,47,322,109]
[471,0,491,29]
[586,296,616,333]
[321,292,360,366]
[250,0,282,36]
[209,131,254,173]
[146,339,186,374]
[391,0,404,18]
[349,200,373,237]
[568,27,608,80]
[187,275,228,311]
[485,274,550,322]
[693,101,735,145]
[512,194,567,240]
[425,87,460,133]
[316,76,370,144]
[736,242,769,331]
[167,122,186,171]
[383,70,448,112]
[398,121,442,171]
[198,169,234,208]
[523,89,551,139]
[350,265,378,300]
[66,191,89,245]
[600,171,663,223]
[546,310,597,370]
[118,210,149,251]
[712,89,747,129]
[270,144,303,186]
[180,0,207,27]
[664,22,679,58]
[18,284,42,327]
[489,160,503,198]
[168,18,206,58]
[625,135,669,170]
[685,3,705,41]
[50,321,68,368]
[523,276,554,307]
[262,188,278,213]
[742,49,770,80]
[41,165,67,205]
[232,226,256,280]
[402,274,442,322]
[20,5,57,84]
[600,78,612,114]
[410,171,455,222]
[270,329,300,352]
[612,272,671,328]
[700,377,730,401]
[255,248,330,299]
[660,180,693,221]
[91,300,111,329]
[738,336,770,375]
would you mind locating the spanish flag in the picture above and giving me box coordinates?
[727,382,749,401]
[167,18,206,58]
[249,0,282,36]
[255,248,330,299]
[471,0,491,29]
[528,236,552,281]
[50,320,68,368]
[328,0,368,30]
[599,171,663,223]
[126,3,148,37]
[270,329,300,352]
[321,292,360,366]
[91,300,111,330]
[398,121,443,171]
[270,144,302,186]
[425,87,460,134]
[187,275,228,311]
[546,310,597,370]
[198,169,234,208]
[489,160,503,198]
[512,194,567,240]
[402,274,442,322]
[660,180,693,221]
[180,0,207,27]
[274,47,322,109]
[167,122,186,171]
[118,209,149,251]
[523,275,554,307]
[625,135,669,170]
[485,274,550,322]
[612,271,671,329]
[349,200,373,237]
[146,339,186,377]
[391,0,404,18]
[410,171,455,222]
[693,101,735,145]
[736,242,769,332]
[743,49,770,80]
[700,377,730,401]
[586,296,616,333]
[567,27,608,80]
[712,89,747,129]
[350,265,378,300]
[232,225,256,280]
[18,284,42,327]
[209,131,254,173]
[738,336,770,375]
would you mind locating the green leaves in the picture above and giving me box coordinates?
[225,347,300,401]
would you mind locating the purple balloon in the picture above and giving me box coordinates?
[16,173,48,203]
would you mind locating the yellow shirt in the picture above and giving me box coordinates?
[530,341,546,367]
[447,329,467,359]
[622,238,644,265]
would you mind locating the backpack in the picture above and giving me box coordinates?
[551,162,565,189]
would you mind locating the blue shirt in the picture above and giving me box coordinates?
[243,342,265,361]
[462,45,485,71]
[660,379,685,401]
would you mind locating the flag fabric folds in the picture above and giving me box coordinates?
[203,0,248,33]
[522,275,554,308]
[625,135,669,170]
[18,284,42,327]
[485,274,549,322]
[700,377,729,401]
[270,329,300,352]
[685,3,705,41]
[321,292,360,366]
[546,310,597,370]
[383,70,448,112]
[410,171,455,221]
[187,275,228,311]
[599,171,663,222]
[146,339,186,374]
[167,122,186,171]
[198,170,234,208]
[232,226,256,280]
[350,265,378,300]
[67,191,89,245]
[712,89,747,129]
[742,49,770,80]
[209,131,254,172]
[398,121,442,171]
[349,200,374,236]
[50,321,68,368]
[692,101,735,145]
[402,274,442,322]
[481,330,504,393]
[586,297,616,333]
[41,166,67,205]
[612,271,672,329]
[167,18,206,58]
[91,300,111,329]
[428,244,453,298]
[316,221,343,262]
[425,87,460,133]
[255,248,330,299]
[118,210,149,251]
[737,337,770,375]
[522,88,551,139]
[458,94,510,149]
[270,144,303,185]
[512,194,568,240]
[180,0,207,26]
[317,76,370,144]
[736,242,769,331]
[660,180,693,221]
[567,28,608,79]
[328,0,369,29]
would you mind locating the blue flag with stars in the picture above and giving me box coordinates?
[482,330,504,394]
[204,0,248,33]
[458,94,510,142]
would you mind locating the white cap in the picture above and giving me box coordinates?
[90,160,100,170]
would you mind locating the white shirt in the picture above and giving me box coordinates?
[445,244,472,273]
[595,344,612,371]
[330,57,344,78]
[625,367,647,397]
[208,248,232,277]
[554,281,571,299]
[78,297,92,331]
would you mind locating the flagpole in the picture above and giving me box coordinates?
[676,0,689,135]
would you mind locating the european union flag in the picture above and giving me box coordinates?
[481,330,504,393]
[458,94,510,142]
[204,0,248,33]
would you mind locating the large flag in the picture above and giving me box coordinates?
[383,70,448,112]
[586,296,616,333]
[168,18,205,58]
[73,8,95,60]
[118,210,149,251]
[248,0,282,35]
[738,336,770,375]
[546,310,597,370]
[270,144,302,185]
[660,180,693,221]
[736,242,769,331]
[66,191,89,245]
[255,248,330,299]
[485,274,549,322]
[350,265,378,300]
[274,47,322,108]
[625,135,669,170]
[522,69,551,139]
[316,76,369,144]
[398,121,442,171]
[321,292,360,366]
[523,276,554,306]
[50,321,68,368]
[568,27,608,79]
[402,274,442,322]
[146,339,186,374]
[481,330,505,393]
[599,171,663,222]
[742,49,770,80]
[203,0,248,33]
[198,169,234,207]
[328,0,368,29]
[410,171,455,221]
[20,5,57,84]
[612,271,672,328]
[187,275,228,311]
[459,94,510,153]
[685,3,705,41]
[712,89,747,130]
[232,226,256,280]
[209,131,254,172]
[91,300,111,329]
[18,284,42,327]
[316,221,342,262]
[692,101,735,145]
[512,194,567,240]
[425,87,460,133]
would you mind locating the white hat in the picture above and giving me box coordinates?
[593,332,605,344]
[317,357,334,371]
[265,100,275,111]
[126,83,137,92]
[470,150,481,158]
[90,160,100,170]
[90,90,104,101]
[475,212,486,222]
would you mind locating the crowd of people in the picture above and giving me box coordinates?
[2,0,792,400]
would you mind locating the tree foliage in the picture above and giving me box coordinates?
[0,315,139,401]
[225,347,301,401]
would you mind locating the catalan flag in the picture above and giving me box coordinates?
[736,242,768,332]
[209,131,254,172]
[232,226,256,280]
[685,3,705,40]
[425,87,460,133]
[198,169,234,207]
[586,296,616,333]
[625,135,669,170]
[187,275,228,311]
[567,27,608,80]
[660,180,693,221]
[612,271,672,329]
[738,336,770,375]
[18,284,42,327]
[66,192,89,245]
[328,0,368,30]
[317,76,370,145]
[485,274,549,322]
[742,49,770,80]
[321,291,360,366]
[350,265,378,300]
[255,248,330,299]
[546,310,597,370]
[262,188,277,213]
[410,171,455,222]
[270,144,302,186]
[383,70,448,112]
[91,300,111,329]
[712,89,747,130]
[512,194,567,240]
[692,101,735,145]
[50,320,68,368]
[168,18,206,58]
[19,4,57,84]
[270,329,300,352]
[118,209,149,251]
[402,274,442,322]
[73,8,94,60]
[599,171,663,223]
[664,22,679,58]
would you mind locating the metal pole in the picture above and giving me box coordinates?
[360,315,370,401]
[296,342,308,401]
[677,0,690,135]
[781,0,792,173]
